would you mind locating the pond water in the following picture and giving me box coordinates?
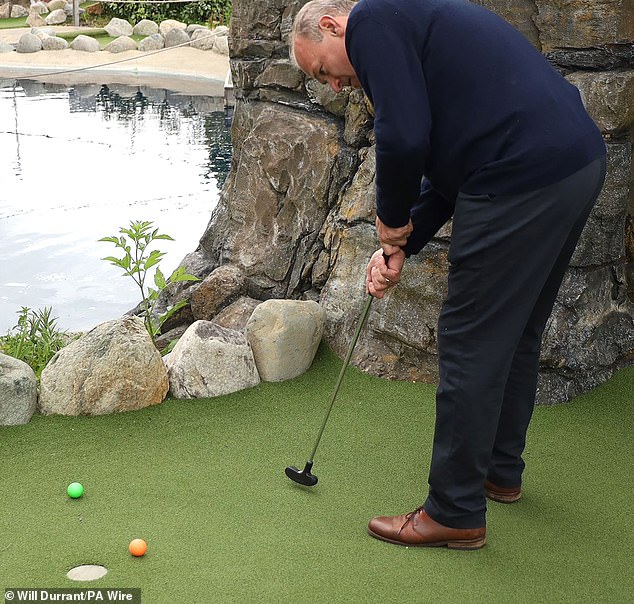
[0,80,232,334]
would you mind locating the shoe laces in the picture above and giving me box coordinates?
[397,506,425,536]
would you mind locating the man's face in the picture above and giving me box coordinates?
[293,16,360,94]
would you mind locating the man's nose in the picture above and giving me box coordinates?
[328,77,342,93]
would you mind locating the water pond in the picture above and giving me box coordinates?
[0,79,232,334]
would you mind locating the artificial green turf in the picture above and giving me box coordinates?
[1,344,632,603]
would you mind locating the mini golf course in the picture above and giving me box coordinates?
[0,345,631,602]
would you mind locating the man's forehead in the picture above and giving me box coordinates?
[294,37,319,76]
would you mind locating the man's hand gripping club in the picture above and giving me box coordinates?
[366,216,411,299]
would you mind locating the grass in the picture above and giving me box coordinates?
[0,344,632,602]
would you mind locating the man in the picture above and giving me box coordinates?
[291,0,606,549]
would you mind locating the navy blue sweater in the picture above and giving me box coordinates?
[345,0,605,256]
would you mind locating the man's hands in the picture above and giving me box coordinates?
[365,216,409,298]
[366,248,405,299]
[376,216,413,256]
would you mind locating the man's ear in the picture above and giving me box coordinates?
[318,15,342,37]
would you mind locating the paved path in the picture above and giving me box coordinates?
[0,26,229,95]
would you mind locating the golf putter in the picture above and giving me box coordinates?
[285,292,374,487]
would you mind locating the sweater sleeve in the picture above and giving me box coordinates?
[347,14,431,229]
[402,178,455,257]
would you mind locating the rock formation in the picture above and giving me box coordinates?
[162,0,634,404]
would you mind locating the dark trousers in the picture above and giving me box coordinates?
[424,156,607,529]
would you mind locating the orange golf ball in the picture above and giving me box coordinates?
[128,539,147,557]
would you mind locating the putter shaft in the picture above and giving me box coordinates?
[307,293,374,462]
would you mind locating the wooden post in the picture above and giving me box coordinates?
[73,0,80,27]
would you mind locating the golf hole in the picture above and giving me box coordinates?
[67,565,108,581]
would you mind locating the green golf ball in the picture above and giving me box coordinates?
[67,482,84,499]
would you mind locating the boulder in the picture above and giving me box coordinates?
[104,17,132,37]
[245,299,326,382]
[104,35,137,53]
[190,28,215,51]
[165,321,260,398]
[159,19,186,36]
[0,354,37,426]
[31,27,56,38]
[38,316,168,416]
[133,19,158,37]
[11,5,28,18]
[191,264,245,321]
[70,34,100,52]
[30,2,49,15]
[0,42,14,53]
[164,27,190,48]
[138,33,164,52]
[47,0,67,10]
[186,23,207,35]
[16,33,42,53]
[213,35,229,56]
[534,0,634,51]
[44,8,66,25]
[211,25,229,37]
[212,296,262,332]
[0,4,10,19]
[41,35,69,50]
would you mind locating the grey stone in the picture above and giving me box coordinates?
[104,36,137,53]
[254,59,303,90]
[165,321,260,398]
[198,102,346,300]
[212,296,262,332]
[31,27,56,38]
[191,264,245,321]
[186,23,207,36]
[30,2,49,15]
[44,8,66,25]
[534,0,634,52]
[245,299,326,382]
[11,5,28,18]
[159,19,186,36]
[70,35,100,52]
[213,35,229,56]
[47,0,67,10]
[0,4,10,19]
[104,17,132,38]
[16,33,42,53]
[571,143,631,267]
[138,34,164,52]
[41,35,69,50]
[38,316,168,416]
[0,42,14,53]
[133,19,159,37]
[190,28,216,51]
[0,353,37,426]
[567,70,634,138]
[164,27,190,48]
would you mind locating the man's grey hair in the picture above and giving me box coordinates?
[290,0,357,62]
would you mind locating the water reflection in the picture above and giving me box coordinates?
[0,80,232,333]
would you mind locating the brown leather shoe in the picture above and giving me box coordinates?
[368,507,486,550]
[484,479,521,503]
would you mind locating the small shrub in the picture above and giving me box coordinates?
[0,307,68,379]
[102,0,232,27]
[99,220,199,346]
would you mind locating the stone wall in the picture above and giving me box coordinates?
[179,0,634,403]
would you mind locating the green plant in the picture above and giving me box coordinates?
[0,307,68,379]
[99,221,199,343]
[102,0,232,27]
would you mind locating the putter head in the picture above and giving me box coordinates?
[285,461,318,486]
